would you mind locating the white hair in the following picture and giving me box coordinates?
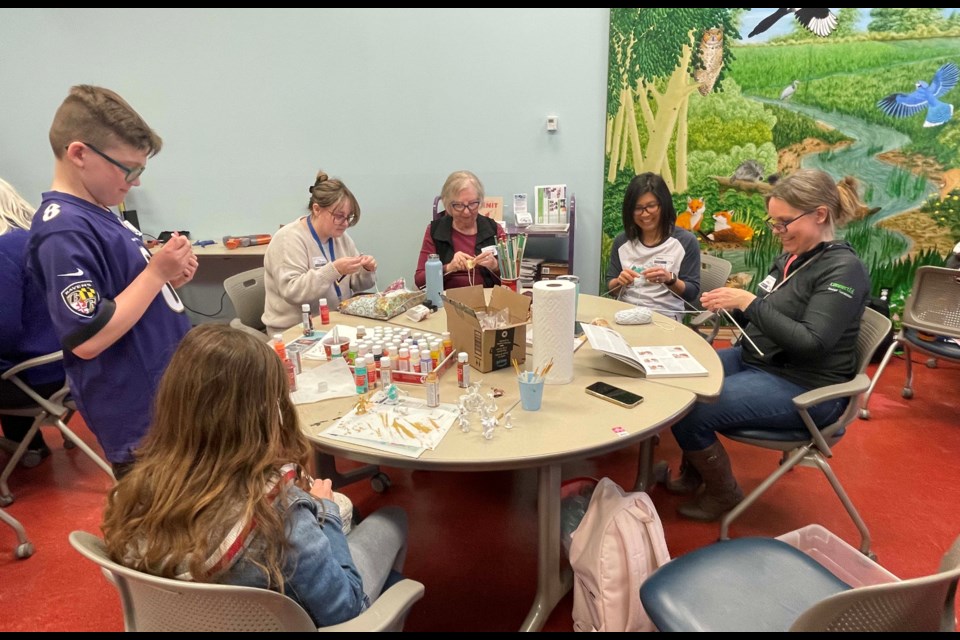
[0,178,36,235]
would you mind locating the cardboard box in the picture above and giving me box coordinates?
[539,261,569,278]
[442,285,531,373]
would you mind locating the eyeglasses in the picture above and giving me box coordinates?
[450,200,481,213]
[765,208,818,233]
[633,202,661,215]
[328,211,356,225]
[83,142,145,183]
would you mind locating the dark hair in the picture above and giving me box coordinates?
[621,172,676,243]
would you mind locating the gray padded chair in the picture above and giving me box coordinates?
[69,530,425,632]
[719,307,892,555]
[640,533,960,632]
[860,265,960,419]
[689,253,732,344]
[223,267,270,341]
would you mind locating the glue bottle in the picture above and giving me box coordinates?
[272,334,287,361]
[301,304,313,336]
[319,297,330,326]
[457,352,470,388]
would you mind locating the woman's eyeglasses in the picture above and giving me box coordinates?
[450,200,481,213]
[633,202,661,215]
[82,142,145,183]
[765,209,817,233]
[329,212,357,225]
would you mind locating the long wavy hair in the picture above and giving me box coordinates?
[101,324,311,589]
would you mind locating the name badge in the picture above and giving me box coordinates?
[758,275,776,293]
[313,256,327,269]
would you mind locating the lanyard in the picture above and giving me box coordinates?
[307,219,342,302]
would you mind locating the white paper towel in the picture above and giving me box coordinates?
[532,279,576,384]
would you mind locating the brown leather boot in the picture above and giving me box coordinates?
[663,454,702,495]
[677,441,744,521]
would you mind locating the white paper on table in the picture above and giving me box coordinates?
[300,325,359,360]
[321,399,459,458]
[289,358,357,404]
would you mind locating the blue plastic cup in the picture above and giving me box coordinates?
[519,378,545,411]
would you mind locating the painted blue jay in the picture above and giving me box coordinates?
[877,62,959,128]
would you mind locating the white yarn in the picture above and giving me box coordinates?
[614,306,653,325]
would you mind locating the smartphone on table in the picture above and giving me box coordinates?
[585,381,644,408]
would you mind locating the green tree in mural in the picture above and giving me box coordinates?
[606,8,740,193]
[868,8,946,33]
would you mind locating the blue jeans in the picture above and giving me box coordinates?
[671,347,848,451]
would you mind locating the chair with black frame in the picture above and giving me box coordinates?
[718,306,892,556]
[0,352,115,559]
[69,530,426,632]
[860,265,960,420]
[688,253,733,344]
[639,531,960,632]
[223,267,270,342]
[0,352,115,507]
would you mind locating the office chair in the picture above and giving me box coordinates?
[432,195,445,221]
[1,505,33,559]
[0,352,115,506]
[223,267,270,341]
[689,253,733,344]
[640,533,960,631]
[69,530,425,632]
[860,266,960,420]
[718,307,892,555]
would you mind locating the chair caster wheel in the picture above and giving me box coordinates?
[371,472,391,493]
[925,358,937,369]
[901,388,914,399]
[0,494,13,507]
[15,541,34,559]
[859,409,870,420]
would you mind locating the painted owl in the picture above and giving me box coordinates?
[694,28,724,97]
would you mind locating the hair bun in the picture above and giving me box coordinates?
[314,171,329,185]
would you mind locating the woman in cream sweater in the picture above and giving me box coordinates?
[262,171,377,336]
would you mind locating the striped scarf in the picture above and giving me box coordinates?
[174,463,300,581]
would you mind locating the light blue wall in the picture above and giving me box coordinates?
[0,8,609,298]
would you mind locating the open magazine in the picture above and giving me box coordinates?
[580,324,708,378]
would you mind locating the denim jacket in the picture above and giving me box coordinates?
[218,486,369,627]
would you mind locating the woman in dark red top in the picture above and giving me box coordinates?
[415,170,506,289]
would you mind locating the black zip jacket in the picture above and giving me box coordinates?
[737,241,870,389]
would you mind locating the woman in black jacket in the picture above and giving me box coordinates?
[667,169,871,521]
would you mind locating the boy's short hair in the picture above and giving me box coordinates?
[49,85,163,159]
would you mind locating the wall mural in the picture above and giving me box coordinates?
[602,8,960,320]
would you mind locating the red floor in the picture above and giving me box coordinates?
[1,352,959,631]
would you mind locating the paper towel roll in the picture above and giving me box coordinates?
[532,279,576,384]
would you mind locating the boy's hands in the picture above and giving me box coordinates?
[151,233,197,286]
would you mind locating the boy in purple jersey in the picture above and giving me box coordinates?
[27,85,198,478]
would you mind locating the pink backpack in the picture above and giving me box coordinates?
[569,477,671,632]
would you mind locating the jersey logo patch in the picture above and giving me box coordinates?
[61,281,100,317]
[58,268,85,277]
[313,256,327,269]
[42,203,61,221]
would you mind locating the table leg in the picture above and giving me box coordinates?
[632,437,657,492]
[520,463,572,632]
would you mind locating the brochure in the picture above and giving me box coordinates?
[580,324,708,378]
